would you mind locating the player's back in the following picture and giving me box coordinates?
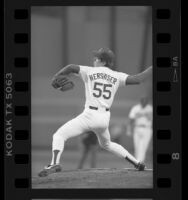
[79,66,128,109]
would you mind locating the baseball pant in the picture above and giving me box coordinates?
[133,126,152,162]
[51,108,134,164]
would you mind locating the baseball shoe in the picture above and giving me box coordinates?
[135,162,146,171]
[38,164,62,177]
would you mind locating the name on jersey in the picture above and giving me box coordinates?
[89,73,117,85]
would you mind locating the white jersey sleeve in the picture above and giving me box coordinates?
[79,65,91,82]
[116,72,129,87]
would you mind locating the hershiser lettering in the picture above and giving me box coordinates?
[89,73,117,85]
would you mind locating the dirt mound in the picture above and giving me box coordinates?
[32,168,152,188]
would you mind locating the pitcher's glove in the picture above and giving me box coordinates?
[52,75,74,92]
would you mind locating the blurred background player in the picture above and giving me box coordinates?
[127,97,153,163]
[78,131,98,169]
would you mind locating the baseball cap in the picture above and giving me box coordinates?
[93,47,115,68]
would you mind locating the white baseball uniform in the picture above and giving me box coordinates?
[129,103,153,162]
[51,66,139,165]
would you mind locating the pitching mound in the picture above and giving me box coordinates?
[32,168,152,188]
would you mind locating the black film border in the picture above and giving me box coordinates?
[4,0,181,200]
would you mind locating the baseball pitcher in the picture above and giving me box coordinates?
[38,47,152,177]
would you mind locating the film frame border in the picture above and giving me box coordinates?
[4,0,181,200]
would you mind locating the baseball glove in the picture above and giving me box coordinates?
[52,75,74,92]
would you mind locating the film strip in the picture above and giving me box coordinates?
[4,0,181,200]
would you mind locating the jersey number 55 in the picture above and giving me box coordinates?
[93,82,112,99]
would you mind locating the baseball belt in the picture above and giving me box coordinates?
[89,106,110,111]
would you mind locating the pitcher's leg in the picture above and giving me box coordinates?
[51,115,89,165]
[96,129,140,167]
